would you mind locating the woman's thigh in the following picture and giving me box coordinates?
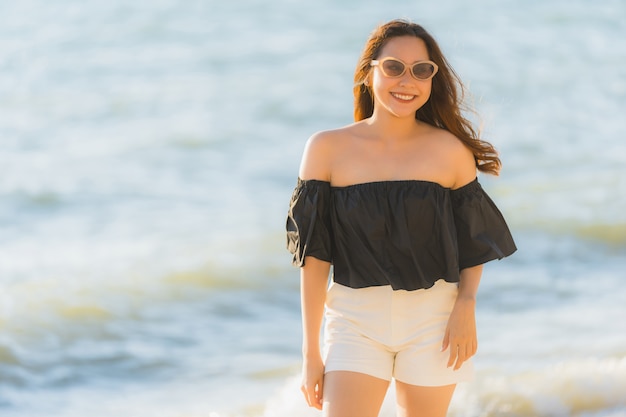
[395,380,456,417]
[322,371,389,417]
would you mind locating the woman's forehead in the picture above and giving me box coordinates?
[378,36,429,62]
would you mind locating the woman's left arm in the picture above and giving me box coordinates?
[442,264,483,370]
[442,134,486,369]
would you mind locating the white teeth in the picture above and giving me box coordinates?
[391,92,415,101]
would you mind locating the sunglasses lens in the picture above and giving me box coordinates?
[412,62,436,79]
[381,59,406,77]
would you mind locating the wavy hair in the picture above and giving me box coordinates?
[353,19,501,175]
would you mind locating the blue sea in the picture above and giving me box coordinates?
[1,0,625,416]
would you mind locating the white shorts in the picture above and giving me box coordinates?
[323,279,474,386]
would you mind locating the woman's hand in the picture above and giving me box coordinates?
[441,296,477,370]
[300,353,325,410]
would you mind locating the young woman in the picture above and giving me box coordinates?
[286,19,516,417]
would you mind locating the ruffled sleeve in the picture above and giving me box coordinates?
[451,179,517,269]
[286,178,333,267]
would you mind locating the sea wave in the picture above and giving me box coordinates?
[519,222,626,247]
[259,357,626,417]
[0,253,296,391]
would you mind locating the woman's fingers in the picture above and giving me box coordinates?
[446,344,457,368]
[454,344,467,370]
[301,378,323,410]
[314,378,323,409]
[446,340,478,370]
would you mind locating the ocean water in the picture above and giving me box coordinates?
[0,0,625,416]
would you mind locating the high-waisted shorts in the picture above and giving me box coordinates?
[323,279,474,387]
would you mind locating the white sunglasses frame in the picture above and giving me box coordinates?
[370,57,439,81]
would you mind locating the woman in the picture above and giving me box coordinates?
[286,19,516,417]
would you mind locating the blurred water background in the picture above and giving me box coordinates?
[1,0,625,416]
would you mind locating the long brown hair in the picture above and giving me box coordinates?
[354,19,501,175]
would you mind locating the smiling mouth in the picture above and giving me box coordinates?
[391,92,416,102]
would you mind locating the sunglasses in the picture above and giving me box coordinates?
[370,57,439,81]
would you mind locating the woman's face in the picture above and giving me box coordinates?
[369,36,433,119]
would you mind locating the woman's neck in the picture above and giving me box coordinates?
[366,110,422,143]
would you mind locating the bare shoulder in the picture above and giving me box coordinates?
[298,124,360,181]
[426,126,477,188]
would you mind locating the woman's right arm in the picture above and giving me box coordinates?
[300,256,330,410]
[297,131,334,409]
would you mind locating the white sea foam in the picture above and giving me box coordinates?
[450,358,626,417]
[261,358,626,417]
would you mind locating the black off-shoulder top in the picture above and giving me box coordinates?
[286,177,516,291]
